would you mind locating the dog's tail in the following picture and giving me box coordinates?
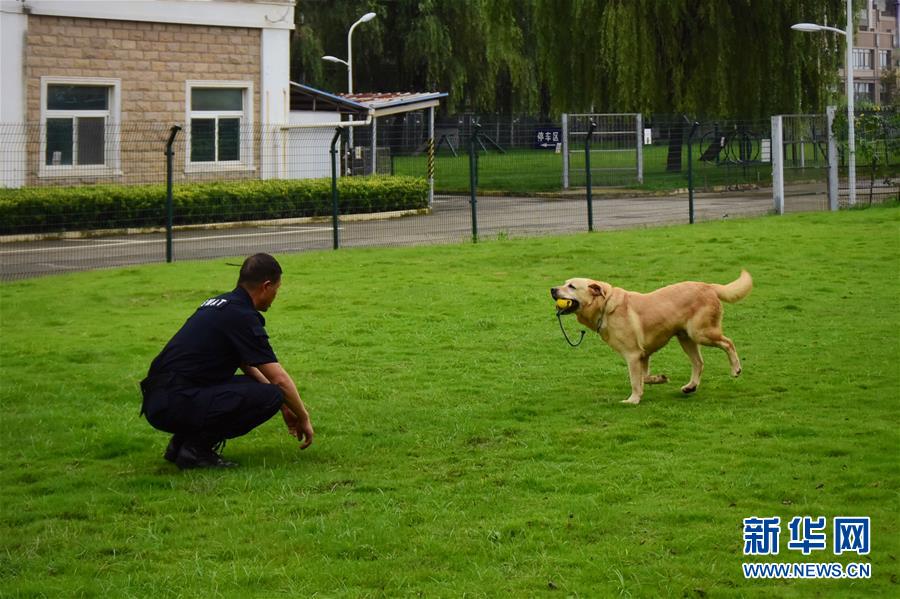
[712,269,752,303]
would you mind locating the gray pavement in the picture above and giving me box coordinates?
[0,183,839,281]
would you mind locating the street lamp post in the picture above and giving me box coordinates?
[322,12,376,173]
[322,11,376,95]
[792,0,856,205]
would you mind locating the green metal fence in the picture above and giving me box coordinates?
[1,112,897,281]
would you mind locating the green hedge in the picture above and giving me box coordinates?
[0,176,429,235]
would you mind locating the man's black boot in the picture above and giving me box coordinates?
[164,434,183,463]
[175,440,238,470]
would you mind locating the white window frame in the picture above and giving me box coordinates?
[39,76,121,178]
[185,81,255,173]
[854,82,875,102]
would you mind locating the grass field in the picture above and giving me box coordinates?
[1,206,898,597]
[393,145,898,195]
[394,146,782,194]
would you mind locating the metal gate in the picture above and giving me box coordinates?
[562,113,643,188]
[771,112,833,214]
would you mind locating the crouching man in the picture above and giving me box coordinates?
[140,253,313,469]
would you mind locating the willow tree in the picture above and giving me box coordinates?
[534,0,846,117]
[294,0,540,114]
[295,0,846,117]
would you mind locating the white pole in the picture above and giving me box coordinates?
[346,23,355,167]
[347,27,354,95]
[846,0,856,206]
[635,113,644,184]
[345,13,375,166]
[827,106,839,211]
[371,117,377,175]
[772,115,785,215]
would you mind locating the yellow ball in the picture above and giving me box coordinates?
[556,298,573,310]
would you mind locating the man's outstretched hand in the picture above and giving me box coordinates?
[281,405,314,449]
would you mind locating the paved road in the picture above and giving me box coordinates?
[0,184,834,281]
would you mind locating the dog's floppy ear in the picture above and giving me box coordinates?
[588,283,605,297]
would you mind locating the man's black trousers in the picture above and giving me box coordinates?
[141,374,283,445]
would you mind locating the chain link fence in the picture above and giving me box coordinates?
[2,112,897,281]
[843,108,900,207]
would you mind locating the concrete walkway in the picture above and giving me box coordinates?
[0,183,838,281]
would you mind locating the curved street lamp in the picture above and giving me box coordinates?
[791,3,856,205]
[321,11,376,95]
[791,22,846,36]
[322,55,349,68]
[321,12,377,163]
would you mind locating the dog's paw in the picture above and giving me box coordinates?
[621,396,641,405]
[647,374,668,384]
[681,383,697,394]
[732,368,742,377]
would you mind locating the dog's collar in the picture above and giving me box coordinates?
[594,304,609,333]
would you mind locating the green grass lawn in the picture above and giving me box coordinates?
[1,206,898,596]
[393,145,898,195]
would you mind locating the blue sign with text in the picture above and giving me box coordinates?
[535,127,562,149]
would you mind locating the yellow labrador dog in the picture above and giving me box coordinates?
[551,270,752,404]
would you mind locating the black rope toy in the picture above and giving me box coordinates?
[555,300,586,347]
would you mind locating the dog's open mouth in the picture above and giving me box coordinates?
[555,298,579,315]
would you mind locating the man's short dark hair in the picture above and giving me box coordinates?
[238,253,282,288]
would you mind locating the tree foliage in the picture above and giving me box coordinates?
[293,0,846,117]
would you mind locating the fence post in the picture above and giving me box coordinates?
[826,106,839,211]
[771,115,784,215]
[164,125,181,263]
[330,127,343,249]
[636,113,644,184]
[561,113,569,189]
[370,118,378,175]
[428,105,435,207]
[585,120,596,231]
[468,120,481,243]
[685,119,698,224]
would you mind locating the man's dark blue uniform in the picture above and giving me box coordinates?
[140,253,314,469]
[141,286,283,449]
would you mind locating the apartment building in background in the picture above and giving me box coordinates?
[850,0,900,104]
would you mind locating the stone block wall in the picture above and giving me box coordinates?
[23,15,262,186]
